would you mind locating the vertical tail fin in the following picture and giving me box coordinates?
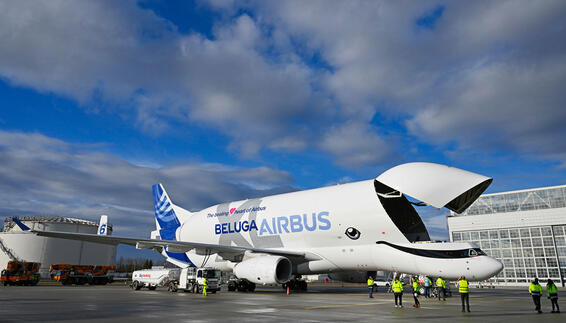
[97,215,108,236]
[12,217,30,231]
[152,184,181,241]
[152,184,194,267]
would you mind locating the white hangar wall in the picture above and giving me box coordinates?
[0,216,116,278]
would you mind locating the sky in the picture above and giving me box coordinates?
[1,0,565,260]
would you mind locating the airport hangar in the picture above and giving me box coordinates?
[0,216,117,278]
[448,184,566,287]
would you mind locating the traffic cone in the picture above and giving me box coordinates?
[287,286,290,295]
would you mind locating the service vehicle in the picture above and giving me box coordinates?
[131,268,179,290]
[167,267,220,293]
[1,260,41,286]
[50,264,115,285]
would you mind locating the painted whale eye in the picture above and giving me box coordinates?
[345,227,361,240]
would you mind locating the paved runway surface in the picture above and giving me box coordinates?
[0,284,562,322]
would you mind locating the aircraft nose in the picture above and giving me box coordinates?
[483,257,504,279]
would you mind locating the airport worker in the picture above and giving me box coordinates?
[458,276,470,312]
[368,276,375,298]
[546,279,560,313]
[529,278,543,313]
[436,276,446,301]
[424,276,431,298]
[412,276,420,308]
[202,277,208,297]
[392,276,404,308]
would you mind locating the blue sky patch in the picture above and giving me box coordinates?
[415,5,445,30]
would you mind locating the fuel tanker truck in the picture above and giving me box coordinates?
[131,267,220,293]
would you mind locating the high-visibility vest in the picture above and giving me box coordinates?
[458,280,469,293]
[413,280,419,292]
[546,284,558,299]
[367,278,374,286]
[203,278,208,288]
[436,278,445,288]
[392,280,403,293]
[529,283,542,295]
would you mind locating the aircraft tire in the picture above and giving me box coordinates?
[236,280,247,292]
[299,280,307,291]
[247,282,256,292]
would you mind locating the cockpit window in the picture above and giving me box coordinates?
[469,249,477,256]
[472,248,486,256]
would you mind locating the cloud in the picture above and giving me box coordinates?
[246,0,566,165]
[0,0,333,159]
[319,122,395,168]
[0,130,296,237]
[1,0,565,169]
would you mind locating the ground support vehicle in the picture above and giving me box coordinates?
[50,264,115,285]
[131,268,180,290]
[167,267,220,293]
[475,280,496,288]
[373,278,392,293]
[1,261,41,286]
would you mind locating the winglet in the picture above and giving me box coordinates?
[12,217,31,231]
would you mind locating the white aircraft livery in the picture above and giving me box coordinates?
[19,162,503,285]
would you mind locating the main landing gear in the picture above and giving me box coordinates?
[227,278,256,292]
[282,277,307,291]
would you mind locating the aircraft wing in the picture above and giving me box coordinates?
[30,230,320,263]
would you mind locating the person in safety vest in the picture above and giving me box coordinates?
[412,276,420,308]
[436,276,446,301]
[368,276,375,298]
[392,275,404,308]
[202,277,208,297]
[424,276,431,298]
[458,276,470,312]
[529,278,543,313]
[546,279,560,313]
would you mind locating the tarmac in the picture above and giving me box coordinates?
[0,283,562,322]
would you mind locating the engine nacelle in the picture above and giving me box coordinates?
[233,256,292,284]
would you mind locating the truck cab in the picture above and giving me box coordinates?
[170,267,221,293]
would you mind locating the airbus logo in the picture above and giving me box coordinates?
[214,212,331,235]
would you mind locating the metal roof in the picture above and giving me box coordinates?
[449,184,566,217]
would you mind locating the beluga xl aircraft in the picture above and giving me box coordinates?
[17,162,503,290]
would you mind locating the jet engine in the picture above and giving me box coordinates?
[233,255,292,284]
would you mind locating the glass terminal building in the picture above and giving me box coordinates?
[447,185,566,287]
